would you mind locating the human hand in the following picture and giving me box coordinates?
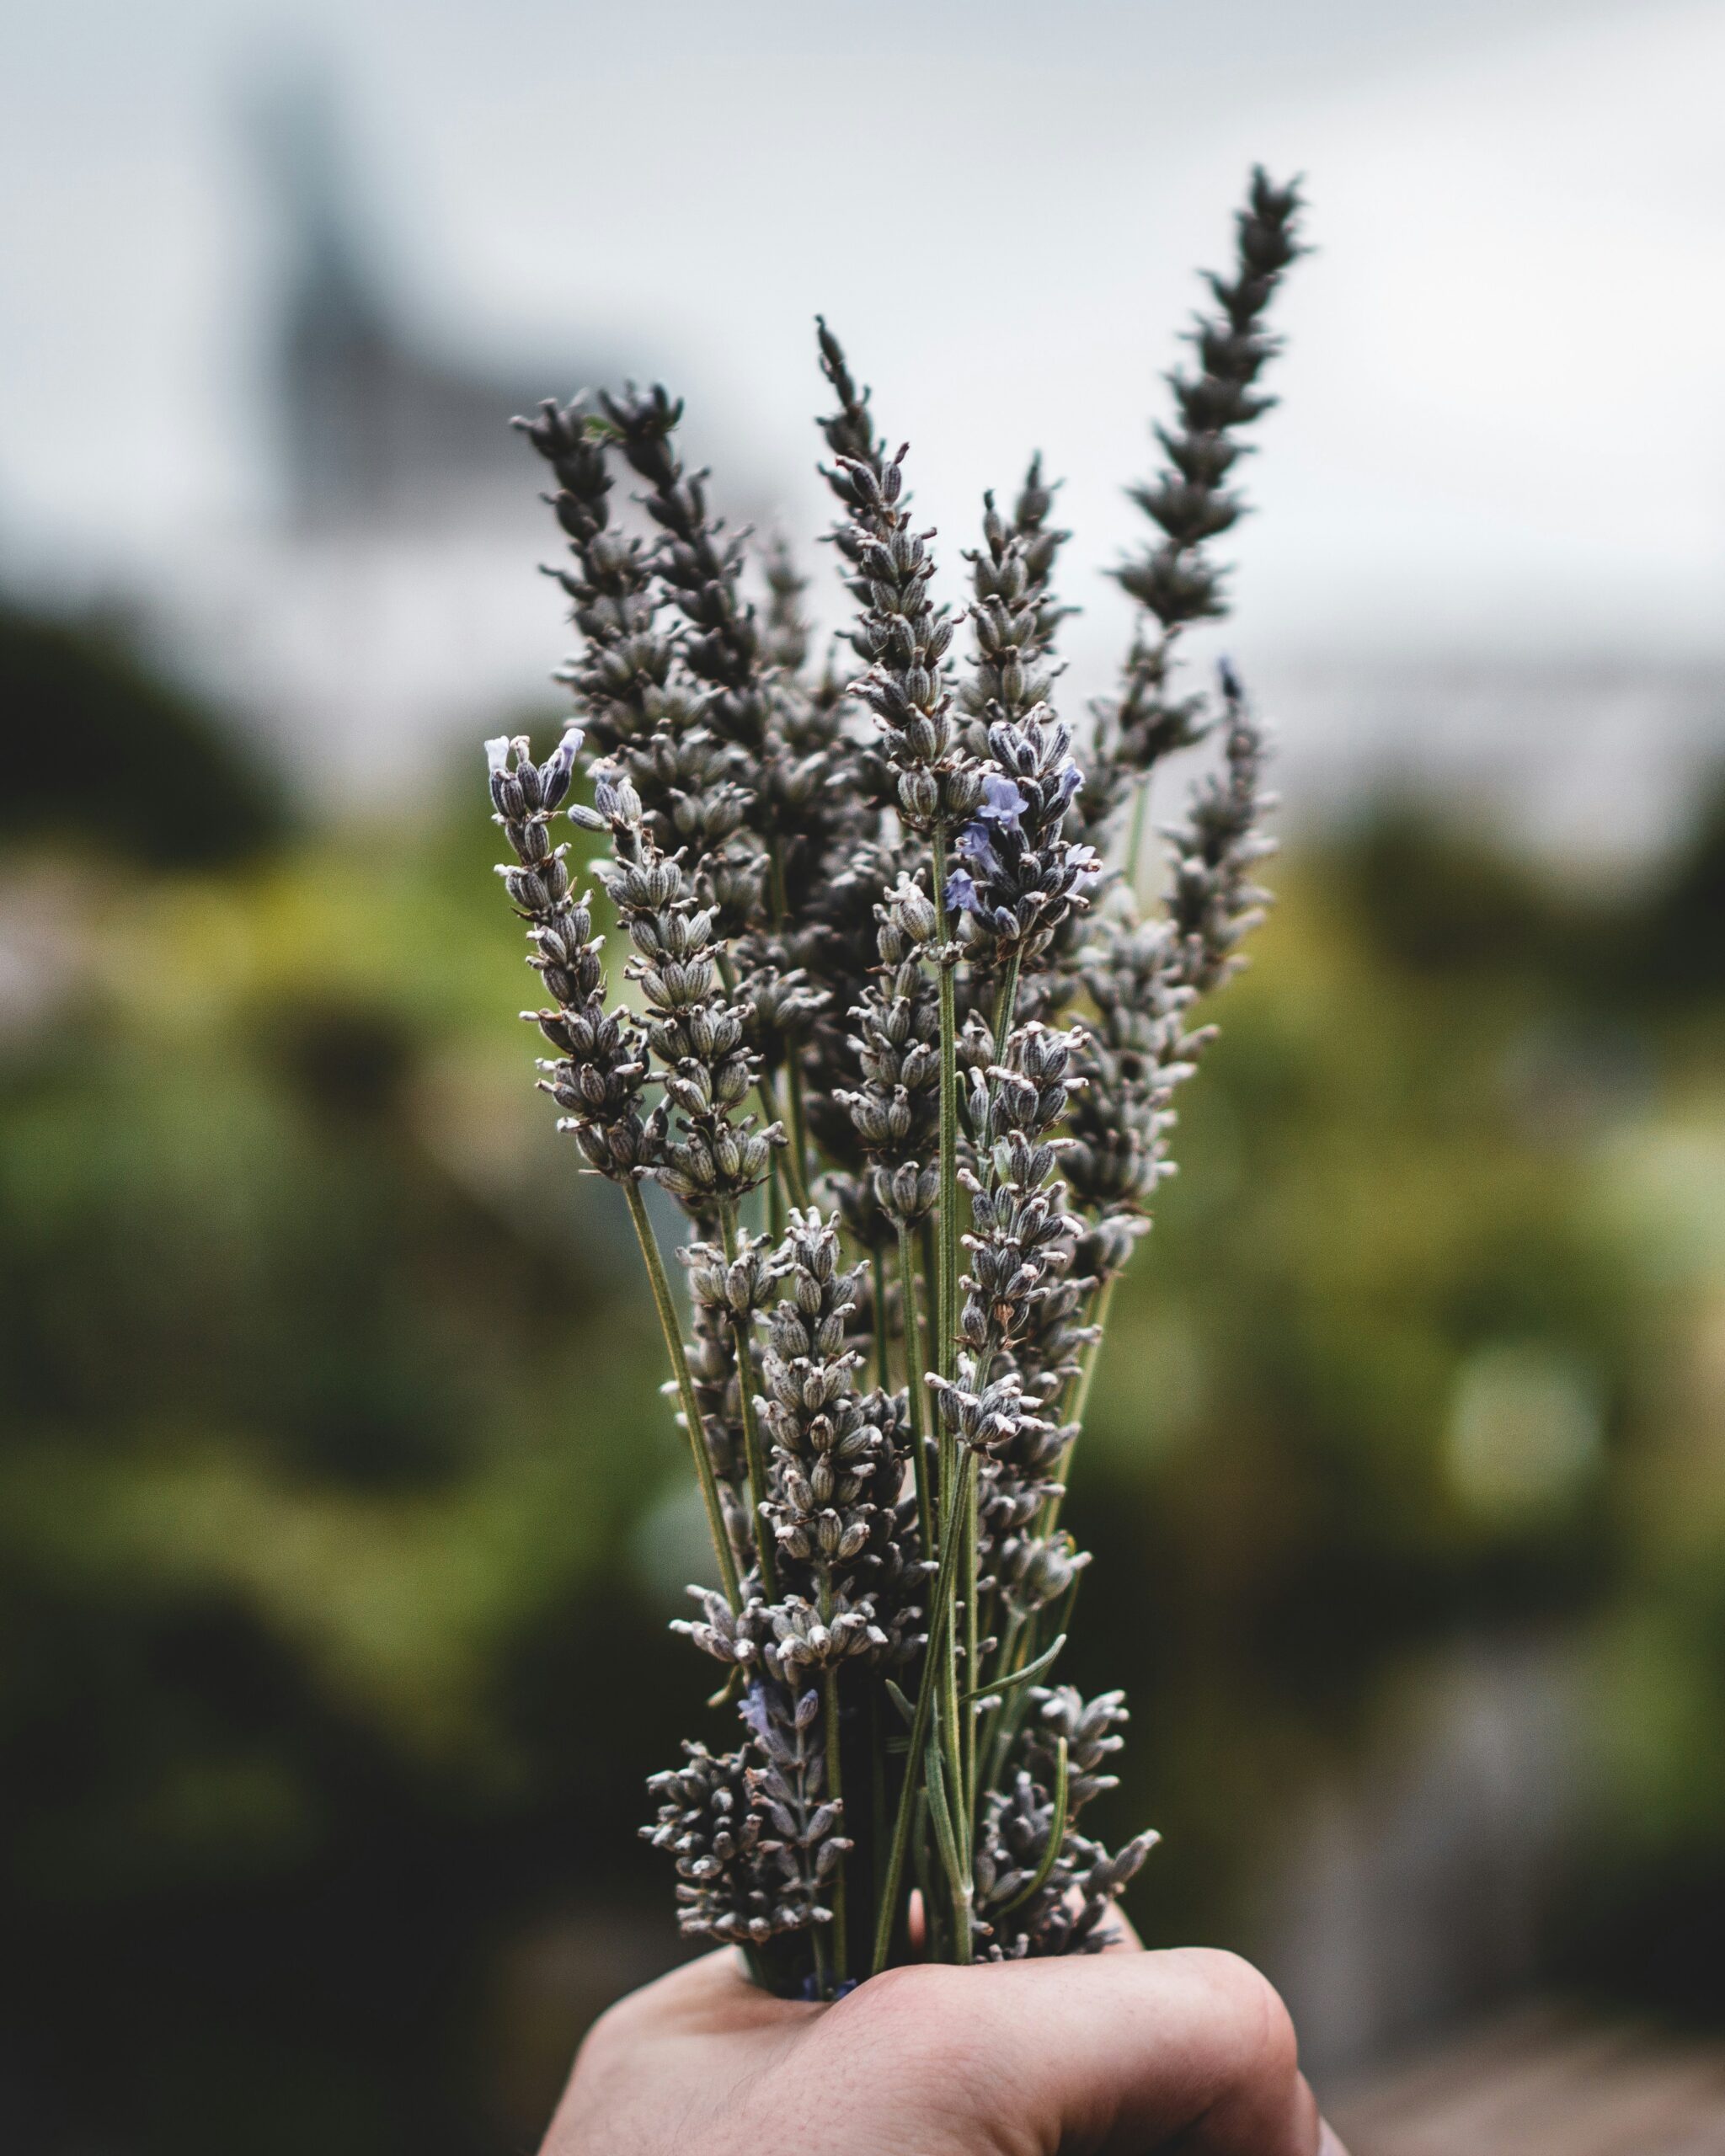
[544,1934,1348,2154]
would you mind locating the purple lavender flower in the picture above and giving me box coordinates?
[484,728,582,820]
[738,1684,771,1740]
[949,714,1099,964]
[955,819,1006,880]
[977,772,1028,826]
[945,865,982,916]
[1069,844,1103,894]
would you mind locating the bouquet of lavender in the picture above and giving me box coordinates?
[485,169,1303,1999]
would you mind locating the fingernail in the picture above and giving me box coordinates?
[1318,2122,1351,2156]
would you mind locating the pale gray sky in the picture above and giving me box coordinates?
[3,0,1722,668]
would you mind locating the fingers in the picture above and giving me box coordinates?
[825,1946,1322,2156]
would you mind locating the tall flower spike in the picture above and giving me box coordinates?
[602,386,853,1111]
[601,382,774,757]
[1007,456,1074,655]
[756,535,872,915]
[1062,912,1198,1224]
[817,325,979,840]
[957,1022,1087,1362]
[951,478,1100,974]
[515,395,749,887]
[814,317,889,483]
[592,762,782,1217]
[834,876,943,1233]
[681,1232,788,1581]
[1081,168,1304,846]
[743,1682,852,1937]
[946,720,1103,971]
[762,536,814,676]
[513,399,680,761]
[486,732,660,1181]
[1162,659,1278,997]
[759,1211,893,1605]
[959,460,1073,750]
[643,1742,781,1945]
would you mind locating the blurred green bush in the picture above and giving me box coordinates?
[3,605,1722,2151]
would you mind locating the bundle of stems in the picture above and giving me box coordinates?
[485,168,1304,1998]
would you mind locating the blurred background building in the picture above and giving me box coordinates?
[2,3,1722,2152]
[263,83,541,537]
[142,73,628,795]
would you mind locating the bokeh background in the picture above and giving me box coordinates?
[4,3,1724,2150]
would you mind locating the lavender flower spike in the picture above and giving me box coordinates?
[478,163,1307,2000]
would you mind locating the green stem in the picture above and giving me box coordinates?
[624,1180,740,1609]
[1124,776,1150,893]
[761,1074,788,1241]
[991,1572,1082,1793]
[719,1201,778,1600]
[869,1685,889,1948]
[896,1224,934,1561]
[762,835,812,1212]
[820,1574,849,1985]
[1039,1270,1119,1543]
[869,1449,977,1974]
[991,950,1022,1065]
[962,1475,979,1844]
[978,1262,1115,1799]
[981,1608,1027,1795]
[911,1786,944,1964]
[924,1740,973,1956]
[783,1057,813,1210]
[929,833,969,1912]
[1068,1270,1119,1428]
[954,969,1016,1840]
[931,828,961,1390]
[871,1244,893,1392]
[921,1219,948,1494]
[716,944,800,1225]
[941,1533,967,1876]
[935,1436,974,1954]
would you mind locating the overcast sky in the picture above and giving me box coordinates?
[3,0,1722,669]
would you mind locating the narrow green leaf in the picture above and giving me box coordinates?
[924,1744,969,1907]
[964,1633,1067,1705]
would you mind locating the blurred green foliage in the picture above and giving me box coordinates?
[3,607,1722,2150]
[0,601,285,867]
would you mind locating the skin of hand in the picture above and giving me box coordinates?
[543,1929,1350,2156]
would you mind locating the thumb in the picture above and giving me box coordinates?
[826,1945,1338,2155]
